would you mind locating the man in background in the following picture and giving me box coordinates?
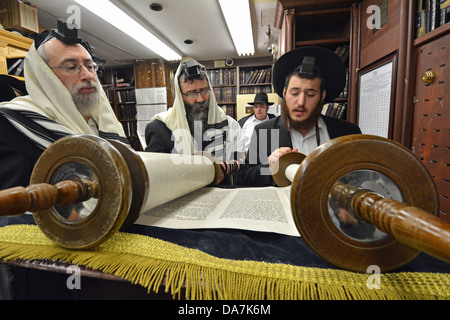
[238,92,276,151]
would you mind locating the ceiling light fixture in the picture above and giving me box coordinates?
[74,0,181,61]
[218,0,254,56]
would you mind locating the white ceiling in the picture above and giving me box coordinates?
[28,0,279,66]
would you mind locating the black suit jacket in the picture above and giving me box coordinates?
[238,113,276,128]
[239,115,362,186]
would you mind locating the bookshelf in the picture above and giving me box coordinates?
[101,65,141,151]
[239,66,272,95]
[207,66,237,118]
[276,1,353,121]
[206,63,273,119]
[416,0,450,38]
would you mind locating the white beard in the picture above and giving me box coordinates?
[69,81,101,117]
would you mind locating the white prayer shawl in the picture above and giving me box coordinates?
[151,58,244,161]
[0,44,128,150]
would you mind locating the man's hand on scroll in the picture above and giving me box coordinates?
[268,147,299,169]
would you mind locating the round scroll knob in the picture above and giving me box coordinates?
[421,70,435,84]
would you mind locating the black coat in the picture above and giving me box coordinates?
[237,113,276,128]
[238,115,362,186]
[0,115,45,190]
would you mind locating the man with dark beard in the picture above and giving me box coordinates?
[145,58,245,184]
[0,21,128,190]
[240,46,361,187]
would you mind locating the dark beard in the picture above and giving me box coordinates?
[186,100,209,136]
[281,99,323,132]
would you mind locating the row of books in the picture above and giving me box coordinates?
[212,86,236,103]
[105,89,114,103]
[121,120,138,138]
[117,90,136,103]
[321,102,347,119]
[118,104,137,120]
[207,68,237,86]
[104,89,136,104]
[221,105,236,119]
[416,0,450,38]
[334,44,350,62]
[239,85,272,95]
[239,67,272,85]
[339,71,349,98]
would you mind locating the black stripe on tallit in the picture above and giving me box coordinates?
[0,108,69,150]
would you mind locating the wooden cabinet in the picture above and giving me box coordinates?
[0,29,33,80]
[275,1,355,121]
[101,65,140,150]
[411,23,450,222]
[134,59,174,109]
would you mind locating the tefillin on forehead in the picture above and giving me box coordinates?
[34,19,105,71]
[52,19,82,45]
[179,59,207,81]
[297,56,316,77]
[34,19,82,48]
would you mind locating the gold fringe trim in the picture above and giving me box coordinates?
[0,225,449,300]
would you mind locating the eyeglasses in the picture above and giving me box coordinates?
[181,87,210,99]
[50,62,99,75]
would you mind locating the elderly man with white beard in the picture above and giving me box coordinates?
[0,20,128,190]
[145,58,246,184]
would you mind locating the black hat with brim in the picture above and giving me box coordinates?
[248,92,274,106]
[272,46,346,102]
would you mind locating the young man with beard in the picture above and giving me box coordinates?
[145,58,245,184]
[0,21,128,190]
[240,46,361,187]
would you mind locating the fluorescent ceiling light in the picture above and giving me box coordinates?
[74,0,181,61]
[218,0,255,56]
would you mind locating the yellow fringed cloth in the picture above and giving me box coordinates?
[0,224,449,300]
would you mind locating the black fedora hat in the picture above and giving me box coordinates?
[272,46,346,102]
[248,92,274,106]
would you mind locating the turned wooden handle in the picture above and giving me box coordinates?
[331,183,450,263]
[0,179,98,217]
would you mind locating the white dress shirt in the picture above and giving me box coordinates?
[242,114,269,150]
[289,117,330,156]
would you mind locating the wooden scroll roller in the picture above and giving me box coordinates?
[272,134,450,272]
[0,135,222,250]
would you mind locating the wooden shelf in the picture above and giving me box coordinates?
[102,65,140,150]
[280,1,352,121]
[0,29,32,78]
[296,37,350,47]
[414,21,450,47]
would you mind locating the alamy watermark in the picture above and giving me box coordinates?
[367,5,381,30]
[366,265,381,290]
[66,5,81,29]
[66,265,81,290]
